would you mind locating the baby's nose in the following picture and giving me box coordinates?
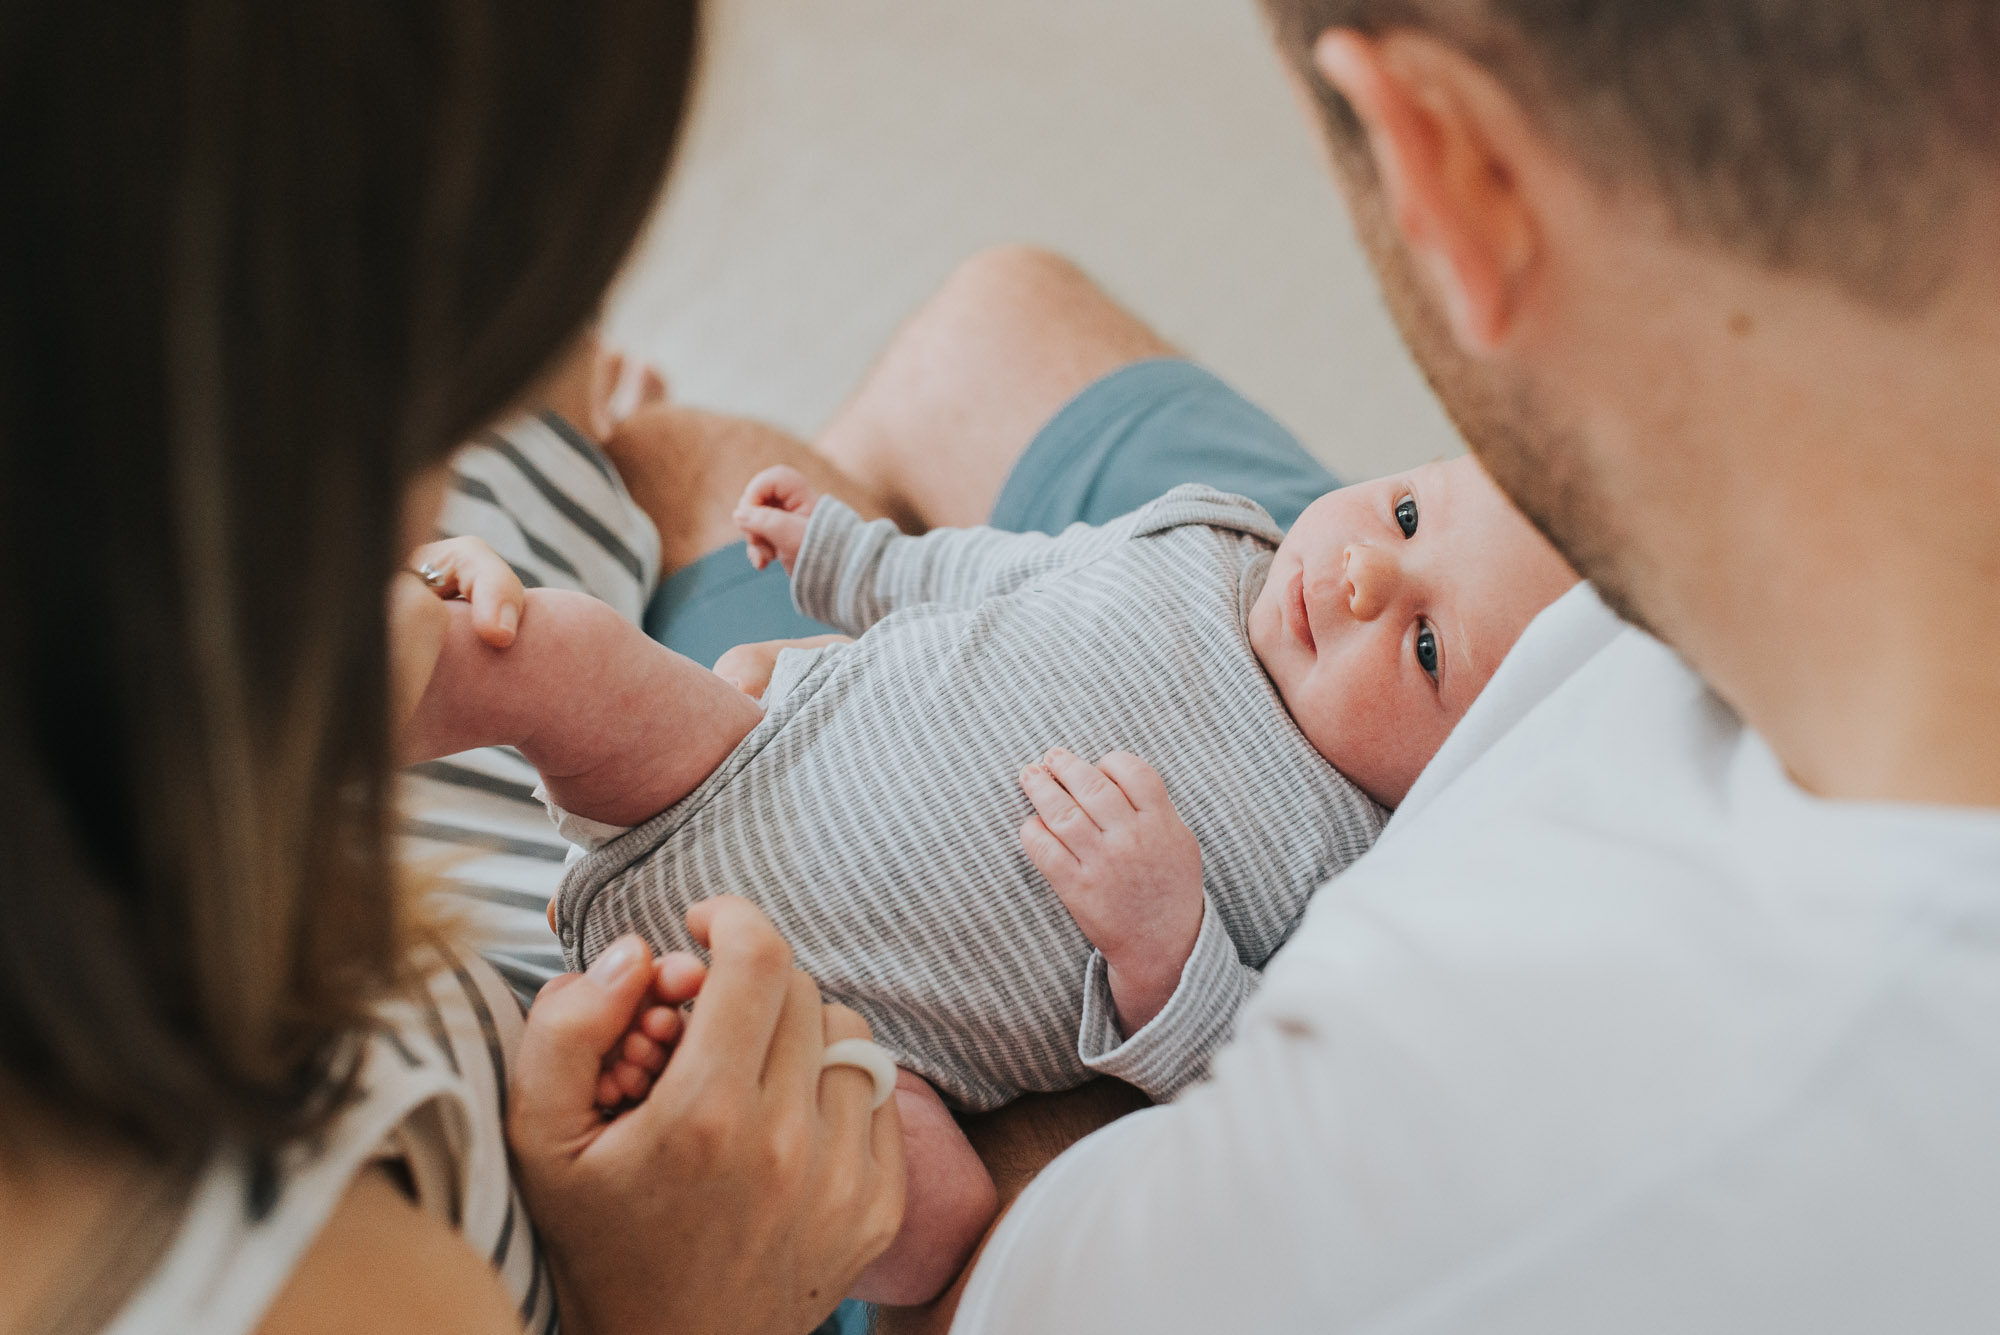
[1343,544,1403,621]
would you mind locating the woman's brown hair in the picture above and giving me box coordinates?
[0,0,699,1158]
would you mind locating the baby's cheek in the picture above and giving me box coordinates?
[1293,666,1435,809]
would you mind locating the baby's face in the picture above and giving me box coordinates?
[1248,457,1576,807]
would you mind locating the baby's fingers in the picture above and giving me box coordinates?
[1021,761,1103,854]
[1019,815,1080,885]
[735,505,809,573]
[739,464,816,515]
[1042,747,1134,829]
[1096,751,1175,814]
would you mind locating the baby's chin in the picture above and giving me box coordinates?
[1244,585,1292,683]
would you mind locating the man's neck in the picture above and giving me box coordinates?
[1575,242,2000,809]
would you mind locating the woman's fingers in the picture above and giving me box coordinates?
[407,535,526,647]
[1043,747,1133,827]
[816,1003,882,1136]
[665,898,795,1093]
[761,969,828,1110]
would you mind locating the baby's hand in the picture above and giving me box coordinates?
[1018,748,1204,1037]
[712,633,854,699]
[733,465,820,574]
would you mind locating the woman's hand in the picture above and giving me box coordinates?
[387,536,526,729]
[406,536,527,647]
[713,634,854,699]
[509,898,906,1335]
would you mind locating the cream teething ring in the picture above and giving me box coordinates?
[820,1038,897,1109]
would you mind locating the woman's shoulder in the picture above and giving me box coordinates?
[257,1166,522,1335]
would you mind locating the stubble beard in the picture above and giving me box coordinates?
[1340,161,1663,638]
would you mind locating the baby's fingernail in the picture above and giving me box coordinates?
[498,605,518,636]
[589,937,643,986]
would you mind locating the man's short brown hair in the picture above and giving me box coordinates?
[1263,0,2000,305]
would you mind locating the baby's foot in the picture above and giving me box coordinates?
[595,951,708,1111]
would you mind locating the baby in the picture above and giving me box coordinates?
[403,455,1575,1300]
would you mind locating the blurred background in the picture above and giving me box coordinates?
[605,0,1464,482]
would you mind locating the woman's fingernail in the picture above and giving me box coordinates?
[589,938,643,985]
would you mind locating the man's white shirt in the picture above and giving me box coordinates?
[954,584,2000,1333]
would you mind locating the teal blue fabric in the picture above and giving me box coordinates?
[644,531,833,668]
[988,357,1335,533]
[644,358,1336,662]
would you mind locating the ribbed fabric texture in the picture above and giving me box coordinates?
[555,486,1384,1108]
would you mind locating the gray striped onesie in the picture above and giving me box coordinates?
[553,485,1386,1108]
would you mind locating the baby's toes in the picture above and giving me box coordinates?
[612,1059,654,1101]
[595,1069,624,1109]
[639,1004,683,1047]
[621,1029,668,1074]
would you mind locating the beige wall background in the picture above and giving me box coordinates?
[607,0,1464,483]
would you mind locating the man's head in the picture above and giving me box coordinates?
[1256,1,2000,803]
[1250,458,1576,806]
[1262,0,2000,630]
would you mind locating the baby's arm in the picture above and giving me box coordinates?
[734,465,1142,635]
[403,587,764,827]
[1020,749,1256,1100]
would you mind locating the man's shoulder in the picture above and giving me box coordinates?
[1260,593,2000,1071]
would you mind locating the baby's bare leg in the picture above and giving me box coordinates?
[403,588,763,827]
[850,1072,1000,1307]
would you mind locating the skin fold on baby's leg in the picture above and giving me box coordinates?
[401,588,764,826]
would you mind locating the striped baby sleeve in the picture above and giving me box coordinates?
[790,497,1142,632]
[1075,896,1259,1101]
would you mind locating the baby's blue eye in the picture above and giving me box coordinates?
[1415,625,1439,678]
[1395,496,1419,538]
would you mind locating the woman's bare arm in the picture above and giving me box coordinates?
[257,1168,521,1335]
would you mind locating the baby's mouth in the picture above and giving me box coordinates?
[1286,569,1317,654]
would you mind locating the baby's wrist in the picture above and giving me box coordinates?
[1101,941,1195,1038]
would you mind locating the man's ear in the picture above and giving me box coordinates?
[1314,29,1541,355]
